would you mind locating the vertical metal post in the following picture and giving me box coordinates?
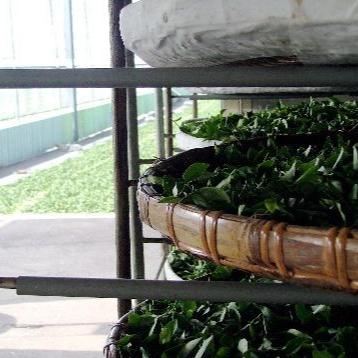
[155,88,165,158]
[192,92,199,118]
[66,0,79,142]
[164,87,174,157]
[8,1,20,120]
[109,0,131,317]
[125,49,145,280]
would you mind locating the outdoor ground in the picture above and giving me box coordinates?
[0,214,161,357]
[0,100,220,356]
[0,100,220,214]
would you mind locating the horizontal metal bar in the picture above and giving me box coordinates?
[139,159,156,165]
[142,237,170,244]
[128,179,138,187]
[163,133,175,138]
[0,277,16,289]
[172,90,358,101]
[2,67,358,88]
[3,276,358,305]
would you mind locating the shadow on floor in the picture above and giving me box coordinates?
[0,313,16,334]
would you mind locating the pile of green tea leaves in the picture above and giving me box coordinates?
[168,249,271,283]
[179,98,358,141]
[168,249,241,281]
[117,299,358,357]
[116,250,358,357]
[117,249,357,358]
[152,138,358,228]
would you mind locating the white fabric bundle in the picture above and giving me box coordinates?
[120,0,358,67]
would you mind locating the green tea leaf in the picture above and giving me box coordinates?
[353,145,358,170]
[285,336,310,355]
[148,316,159,337]
[312,305,331,322]
[312,350,334,358]
[258,160,275,169]
[238,204,246,216]
[216,346,231,358]
[183,163,210,182]
[182,300,197,318]
[116,334,135,348]
[238,338,249,353]
[282,161,296,181]
[190,187,231,210]
[295,304,313,324]
[352,183,358,200]
[332,147,345,170]
[178,338,202,358]
[287,329,312,339]
[159,196,181,204]
[160,320,178,345]
[295,165,318,184]
[216,175,233,189]
[194,336,214,358]
[128,312,142,327]
[335,202,347,224]
[211,266,233,281]
[259,338,272,351]
[264,198,280,213]
[140,347,150,358]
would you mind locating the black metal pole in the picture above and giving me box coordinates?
[125,47,145,280]
[109,0,131,317]
[164,87,174,157]
[192,92,199,118]
[8,276,358,306]
[67,0,79,142]
[2,67,358,88]
[155,88,165,158]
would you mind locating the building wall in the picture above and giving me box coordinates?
[0,92,156,167]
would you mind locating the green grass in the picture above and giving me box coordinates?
[0,141,115,213]
[0,100,220,214]
[140,100,220,160]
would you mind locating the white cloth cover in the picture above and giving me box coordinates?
[120,0,358,68]
[176,131,221,151]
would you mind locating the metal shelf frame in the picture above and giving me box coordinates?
[172,90,358,101]
[2,276,358,306]
[1,0,358,319]
[2,67,358,88]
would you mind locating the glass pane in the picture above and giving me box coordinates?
[0,1,13,66]
[0,90,17,121]
[10,0,68,67]
[72,0,110,67]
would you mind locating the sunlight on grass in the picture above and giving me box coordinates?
[0,100,221,213]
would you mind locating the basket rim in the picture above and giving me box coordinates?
[137,131,358,292]
[103,302,148,358]
[140,130,358,234]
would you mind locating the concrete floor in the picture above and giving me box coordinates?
[0,214,164,357]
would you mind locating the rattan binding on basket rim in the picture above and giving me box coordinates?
[104,302,148,358]
[103,322,125,358]
[138,130,358,293]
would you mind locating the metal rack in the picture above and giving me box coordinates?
[1,0,358,323]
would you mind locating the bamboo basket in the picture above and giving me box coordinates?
[104,302,149,358]
[138,132,358,293]
[103,322,125,358]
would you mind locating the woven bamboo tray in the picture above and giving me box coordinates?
[103,322,124,358]
[138,132,358,293]
[104,302,149,358]
[103,310,132,358]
